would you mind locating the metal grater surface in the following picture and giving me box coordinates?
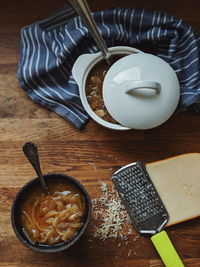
[111,162,169,235]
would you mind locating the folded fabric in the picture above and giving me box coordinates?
[18,5,200,129]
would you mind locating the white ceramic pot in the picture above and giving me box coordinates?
[72,46,143,130]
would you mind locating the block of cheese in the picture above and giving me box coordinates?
[146,153,200,226]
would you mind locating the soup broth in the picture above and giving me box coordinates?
[86,54,126,124]
[21,179,85,245]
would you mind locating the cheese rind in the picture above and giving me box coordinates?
[146,153,200,226]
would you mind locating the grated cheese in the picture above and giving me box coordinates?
[128,249,132,257]
[88,162,97,172]
[91,181,134,240]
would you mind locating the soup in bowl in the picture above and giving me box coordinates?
[11,173,91,253]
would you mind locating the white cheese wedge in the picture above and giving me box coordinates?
[146,153,200,226]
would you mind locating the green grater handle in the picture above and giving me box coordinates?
[151,231,184,267]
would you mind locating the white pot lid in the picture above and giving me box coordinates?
[103,53,180,129]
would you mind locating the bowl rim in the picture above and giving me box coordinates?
[11,173,91,253]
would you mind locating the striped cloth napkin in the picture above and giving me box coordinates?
[18,5,200,129]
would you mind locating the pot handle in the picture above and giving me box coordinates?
[72,53,97,85]
[125,81,161,95]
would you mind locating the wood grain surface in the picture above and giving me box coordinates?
[1,0,200,266]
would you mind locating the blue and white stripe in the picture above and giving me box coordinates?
[18,6,200,129]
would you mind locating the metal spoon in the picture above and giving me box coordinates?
[23,142,48,195]
[69,0,113,65]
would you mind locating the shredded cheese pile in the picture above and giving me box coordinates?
[91,181,133,240]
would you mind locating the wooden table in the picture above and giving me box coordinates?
[1,0,200,266]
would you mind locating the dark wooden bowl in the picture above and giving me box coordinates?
[11,173,91,253]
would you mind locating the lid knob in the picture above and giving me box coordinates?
[125,80,161,96]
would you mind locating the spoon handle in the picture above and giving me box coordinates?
[69,0,112,65]
[23,142,48,195]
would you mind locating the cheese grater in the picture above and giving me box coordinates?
[111,162,184,267]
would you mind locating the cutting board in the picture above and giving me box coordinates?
[146,153,200,226]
